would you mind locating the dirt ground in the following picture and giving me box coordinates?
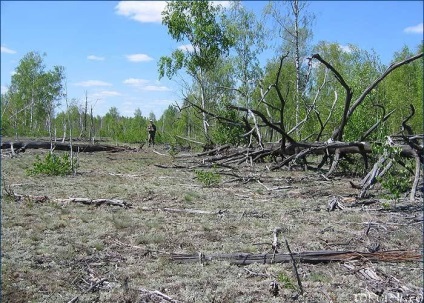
[1,144,423,303]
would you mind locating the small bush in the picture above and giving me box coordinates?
[277,272,296,289]
[27,152,76,176]
[373,144,412,201]
[195,168,221,187]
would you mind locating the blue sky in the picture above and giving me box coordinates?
[1,1,423,119]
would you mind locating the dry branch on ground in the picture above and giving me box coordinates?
[170,250,422,265]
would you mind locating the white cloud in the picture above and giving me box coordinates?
[339,44,353,53]
[87,55,105,61]
[115,1,231,24]
[123,78,170,92]
[178,44,194,52]
[123,78,149,86]
[143,85,170,92]
[126,54,154,62]
[91,91,122,100]
[1,85,8,94]
[404,23,423,34]
[97,90,121,97]
[74,80,112,87]
[115,1,166,23]
[211,1,232,9]
[1,46,17,54]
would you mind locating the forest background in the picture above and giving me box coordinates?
[1,1,422,147]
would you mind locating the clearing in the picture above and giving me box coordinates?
[1,144,422,302]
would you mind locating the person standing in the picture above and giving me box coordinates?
[147,119,157,147]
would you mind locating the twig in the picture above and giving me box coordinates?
[111,239,171,256]
[67,278,107,303]
[284,238,303,295]
[139,288,181,303]
[271,227,282,263]
[152,150,167,156]
[410,154,421,201]
[243,267,272,278]
[257,180,292,191]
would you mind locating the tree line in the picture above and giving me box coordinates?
[1,1,422,149]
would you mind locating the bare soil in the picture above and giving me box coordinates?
[1,144,423,303]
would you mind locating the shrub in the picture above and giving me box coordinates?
[195,168,221,187]
[27,152,76,176]
[372,144,412,201]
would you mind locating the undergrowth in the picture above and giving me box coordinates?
[27,152,77,176]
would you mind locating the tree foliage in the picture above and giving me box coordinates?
[1,51,65,138]
[159,0,234,79]
[1,3,422,161]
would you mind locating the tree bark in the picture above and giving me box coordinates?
[1,141,131,152]
[171,249,421,265]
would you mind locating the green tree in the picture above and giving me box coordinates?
[265,0,315,140]
[223,1,265,107]
[2,51,65,138]
[133,108,146,143]
[158,0,234,142]
[381,45,423,134]
[101,107,122,143]
[310,42,385,141]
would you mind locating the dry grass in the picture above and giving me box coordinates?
[1,145,423,303]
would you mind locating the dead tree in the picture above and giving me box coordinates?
[311,52,424,142]
[176,51,423,200]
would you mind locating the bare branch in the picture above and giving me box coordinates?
[348,52,423,120]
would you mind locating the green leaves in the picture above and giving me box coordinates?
[158,0,234,79]
[2,51,65,137]
[27,152,76,176]
[372,144,413,201]
[195,167,221,187]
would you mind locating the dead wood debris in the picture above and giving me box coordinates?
[4,189,132,208]
[139,288,181,303]
[170,250,422,265]
[140,206,225,216]
[343,262,423,300]
[269,280,279,297]
[272,227,304,295]
[59,197,132,208]
[1,140,133,153]
[67,278,108,303]
[173,132,422,201]
[327,196,344,211]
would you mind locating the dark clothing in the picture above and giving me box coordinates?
[147,123,156,146]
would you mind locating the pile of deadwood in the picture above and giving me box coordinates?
[1,131,422,201]
[173,132,422,202]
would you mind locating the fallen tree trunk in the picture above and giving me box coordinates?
[1,141,131,153]
[140,206,225,215]
[5,190,132,208]
[171,250,422,265]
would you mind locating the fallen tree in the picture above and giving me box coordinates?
[176,51,423,200]
[1,140,135,153]
[170,249,422,265]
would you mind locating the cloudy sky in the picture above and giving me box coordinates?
[1,1,422,119]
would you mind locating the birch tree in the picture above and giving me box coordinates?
[265,1,314,140]
[158,0,234,143]
[2,51,65,138]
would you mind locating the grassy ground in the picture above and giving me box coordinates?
[1,145,423,303]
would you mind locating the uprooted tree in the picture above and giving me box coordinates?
[179,51,422,201]
[273,53,420,196]
[157,1,422,201]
